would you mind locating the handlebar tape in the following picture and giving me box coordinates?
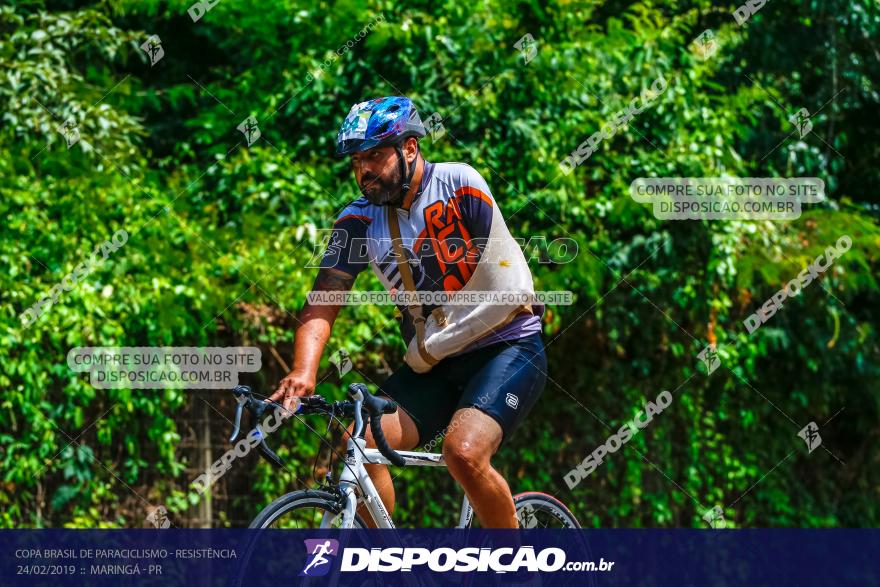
[257,437,284,468]
[369,408,406,466]
[354,385,407,467]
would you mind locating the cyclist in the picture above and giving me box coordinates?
[270,96,547,528]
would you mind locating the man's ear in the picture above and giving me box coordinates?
[404,137,420,163]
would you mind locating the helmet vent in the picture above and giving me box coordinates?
[336,96,425,157]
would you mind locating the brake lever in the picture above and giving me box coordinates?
[251,397,287,468]
[230,385,252,442]
[229,386,329,469]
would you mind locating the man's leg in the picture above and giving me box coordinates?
[346,404,420,528]
[442,407,517,528]
[441,333,549,528]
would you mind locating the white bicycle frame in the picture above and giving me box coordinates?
[321,388,474,529]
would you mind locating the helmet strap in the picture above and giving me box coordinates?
[395,141,418,199]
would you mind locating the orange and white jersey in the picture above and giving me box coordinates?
[321,161,541,353]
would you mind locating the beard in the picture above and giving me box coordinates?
[359,165,403,206]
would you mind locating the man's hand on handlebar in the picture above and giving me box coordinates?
[270,369,316,412]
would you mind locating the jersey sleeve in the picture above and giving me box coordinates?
[319,204,373,277]
[453,165,495,249]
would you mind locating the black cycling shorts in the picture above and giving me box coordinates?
[379,333,547,448]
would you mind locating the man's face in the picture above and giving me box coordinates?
[350,145,403,206]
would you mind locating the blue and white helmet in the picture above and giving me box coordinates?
[335,96,426,157]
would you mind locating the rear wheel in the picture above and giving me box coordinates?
[514,492,597,586]
[514,491,581,528]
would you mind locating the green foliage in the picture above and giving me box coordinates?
[1,0,878,528]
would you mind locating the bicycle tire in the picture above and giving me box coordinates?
[231,490,376,587]
[515,492,599,587]
[514,491,582,528]
[248,489,369,529]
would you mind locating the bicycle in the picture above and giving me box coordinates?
[228,382,581,529]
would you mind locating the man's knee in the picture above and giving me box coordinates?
[443,438,489,479]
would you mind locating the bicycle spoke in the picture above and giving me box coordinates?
[516,502,577,529]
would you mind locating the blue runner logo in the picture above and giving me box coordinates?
[300,539,339,577]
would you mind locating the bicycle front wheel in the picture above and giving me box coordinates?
[248,489,369,529]
[233,490,375,587]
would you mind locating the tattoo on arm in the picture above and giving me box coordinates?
[297,268,355,324]
[312,268,355,292]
